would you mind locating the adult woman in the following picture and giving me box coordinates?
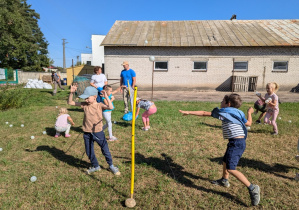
[90,66,108,102]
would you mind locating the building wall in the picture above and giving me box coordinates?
[92,35,105,66]
[18,71,67,84]
[104,46,299,91]
[81,53,92,65]
[66,65,95,85]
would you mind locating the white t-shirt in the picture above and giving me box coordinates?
[90,74,107,88]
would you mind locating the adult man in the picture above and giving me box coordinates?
[52,71,64,96]
[120,61,136,113]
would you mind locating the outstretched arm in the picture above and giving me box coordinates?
[179,110,211,117]
[68,85,81,106]
[245,107,254,126]
[101,91,113,110]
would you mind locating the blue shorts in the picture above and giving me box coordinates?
[223,138,246,170]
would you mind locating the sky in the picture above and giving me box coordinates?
[27,0,299,68]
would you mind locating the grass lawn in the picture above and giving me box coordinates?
[0,89,298,209]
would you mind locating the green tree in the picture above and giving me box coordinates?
[0,0,51,71]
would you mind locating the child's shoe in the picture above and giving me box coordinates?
[249,184,260,206]
[110,165,121,175]
[65,134,71,138]
[108,136,118,141]
[211,178,230,188]
[255,120,261,124]
[146,126,150,130]
[294,173,299,181]
[54,134,61,138]
[86,166,101,174]
[142,127,148,131]
[271,132,278,135]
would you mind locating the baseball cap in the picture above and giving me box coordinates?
[79,86,98,99]
[136,97,141,101]
[122,61,129,66]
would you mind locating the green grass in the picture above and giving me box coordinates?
[0,89,298,209]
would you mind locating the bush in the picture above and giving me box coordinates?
[0,84,31,110]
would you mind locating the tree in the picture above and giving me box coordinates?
[0,0,51,71]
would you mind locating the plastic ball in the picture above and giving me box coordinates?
[9,124,13,127]
[114,121,117,124]
[125,198,136,208]
[31,136,35,140]
[30,176,37,182]
[21,124,24,127]
[246,126,251,130]
[278,117,281,120]
[288,120,292,123]
[0,148,3,152]
[56,106,58,108]
[42,131,47,135]
[5,122,9,124]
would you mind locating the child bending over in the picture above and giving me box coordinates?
[135,97,157,131]
[55,108,75,138]
[179,94,260,206]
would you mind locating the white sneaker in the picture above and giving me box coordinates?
[142,127,148,131]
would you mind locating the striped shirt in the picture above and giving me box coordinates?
[222,121,245,139]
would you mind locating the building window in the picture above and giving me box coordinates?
[86,61,91,65]
[154,61,168,71]
[233,61,248,71]
[193,62,207,71]
[273,61,288,72]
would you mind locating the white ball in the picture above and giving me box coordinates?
[42,131,47,135]
[114,121,117,124]
[5,122,9,124]
[31,136,35,140]
[246,126,251,130]
[0,148,3,152]
[56,106,58,108]
[9,124,13,127]
[288,120,292,123]
[278,117,281,120]
[21,124,24,127]
[30,176,37,182]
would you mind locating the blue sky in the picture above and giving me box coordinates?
[27,0,298,68]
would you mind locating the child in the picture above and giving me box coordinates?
[101,85,122,141]
[179,94,260,206]
[135,97,157,131]
[253,94,266,124]
[257,82,279,135]
[67,85,120,175]
[55,108,75,138]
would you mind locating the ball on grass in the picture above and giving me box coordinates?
[42,131,47,135]
[9,124,13,127]
[0,148,3,152]
[288,120,292,123]
[246,126,251,130]
[31,136,35,140]
[21,124,24,127]
[5,122,9,124]
[125,198,136,208]
[30,176,37,182]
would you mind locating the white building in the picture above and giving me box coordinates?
[81,35,105,67]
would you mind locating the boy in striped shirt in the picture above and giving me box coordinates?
[179,94,260,206]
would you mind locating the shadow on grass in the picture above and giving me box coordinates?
[126,153,248,207]
[114,121,131,128]
[25,146,90,169]
[67,108,84,112]
[199,122,222,129]
[210,157,299,180]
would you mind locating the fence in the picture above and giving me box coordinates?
[231,76,258,92]
[0,68,18,84]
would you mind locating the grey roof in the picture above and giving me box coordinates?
[101,19,299,47]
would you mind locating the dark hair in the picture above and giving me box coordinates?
[103,85,111,90]
[224,94,242,108]
[94,66,102,73]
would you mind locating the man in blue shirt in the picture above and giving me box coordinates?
[120,61,136,113]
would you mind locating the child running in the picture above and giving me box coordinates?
[257,82,279,135]
[55,108,75,138]
[253,92,266,124]
[67,85,120,175]
[101,85,122,141]
[179,93,260,206]
[135,97,157,131]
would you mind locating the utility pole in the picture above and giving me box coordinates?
[62,39,68,71]
[76,55,79,66]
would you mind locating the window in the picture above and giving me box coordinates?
[273,61,288,72]
[86,61,91,65]
[154,61,168,71]
[193,62,207,71]
[233,61,248,71]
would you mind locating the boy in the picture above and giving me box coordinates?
[68,85,120,175]
[179,94,260,206]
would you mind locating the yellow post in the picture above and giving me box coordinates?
[130,86,138,199]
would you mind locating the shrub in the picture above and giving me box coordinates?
[0,84,31,110]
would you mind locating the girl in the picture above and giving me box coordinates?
[101,85,122,141]
[135,98,157,131]
[55,108,75,138]
[257,82,279,135]
[254,92,266,124]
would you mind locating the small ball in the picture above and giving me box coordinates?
[0,148,3,152]
[31,136,35,140]
[125,198,136,208]
[278,117,281,120]
[21,124,24,127]
[5,122,9,124]
[9,124,13,127]
[30,176,37,182]
[42,131,47,135]
[114,121,117,124]
[56,106,58,108]
[288,120,292,123]
[246,126,251,130]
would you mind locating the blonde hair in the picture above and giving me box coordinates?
[266,82,279,93]
[57,107,68,118]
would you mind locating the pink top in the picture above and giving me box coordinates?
[55,114,70,127]
[255,99,264,106]
[265,93,279,111]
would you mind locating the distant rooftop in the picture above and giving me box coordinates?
[101,19,299,47]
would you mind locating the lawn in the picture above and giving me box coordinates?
[0,88,298,209]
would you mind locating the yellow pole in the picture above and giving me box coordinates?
[130,86,138,199]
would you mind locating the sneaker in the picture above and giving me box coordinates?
[54,134,60,138]
[110,165,121,175]
[86,166,101,174]
[142,127,148,131]
[108,136,118,141]
[249,184,260,206]
[146,126,151,130]
[255,120,261,124]
[271,132,278,135]
[211,178,230,188]
[65,134,71,138]
[294,173,299,181]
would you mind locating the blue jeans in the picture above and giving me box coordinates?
[83,131,113,167]
[96,87,103,103]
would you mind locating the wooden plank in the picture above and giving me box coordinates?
[201,20,218,46]
[190,21,203,46]
[130,21,144,45]
[166,21,174,46]
[151,21,161,46]
[265,20,295,45]
[196,21,212,46]
[136,22,149,46]
[275,20,299,43]
[226,20,252,46]
[184,21,196,46]
[207,20,227,46]
[179,21,189,46]
[220,21,243,46]
[213,20,234,46]
[172,21,181,46]
[234,21,262,46]
[247,20,274,46]
[145,21,155,46]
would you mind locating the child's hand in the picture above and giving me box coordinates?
[70,85,77,93]
[101,90,108,98]
[72,122,75,126]
[247,107,254,114]
[256,92,261,97]
[179,110,189,116]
